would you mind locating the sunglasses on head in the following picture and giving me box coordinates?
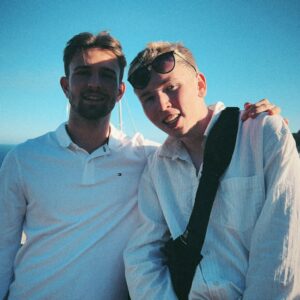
[128,51,197,90]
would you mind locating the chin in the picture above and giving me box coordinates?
[166,129,185,139]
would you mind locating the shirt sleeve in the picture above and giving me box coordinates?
[243,117,300,298]
[124,163,177,300]
[0,150,26,298]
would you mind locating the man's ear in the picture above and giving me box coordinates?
[116,82,126,102]
[60,76,69,98]
[197,73,207,98]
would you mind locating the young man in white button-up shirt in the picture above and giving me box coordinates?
[0,31,282,299]
[124,42,300,299]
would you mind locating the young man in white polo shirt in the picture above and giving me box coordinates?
[0,31,159,300]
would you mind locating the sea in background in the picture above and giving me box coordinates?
[0,144,15,167]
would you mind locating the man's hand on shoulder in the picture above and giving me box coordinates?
[241,98,287,123]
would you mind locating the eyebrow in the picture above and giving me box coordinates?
[73,65,117,76]
[73,65,90,72]
[101,67,117,75]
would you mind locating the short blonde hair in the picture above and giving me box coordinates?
[128,41,198,78]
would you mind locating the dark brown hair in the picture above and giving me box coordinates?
[63,31,126,80]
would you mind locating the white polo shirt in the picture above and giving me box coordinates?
[0,123,158,300]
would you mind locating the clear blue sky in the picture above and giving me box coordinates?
[1,0,299,144]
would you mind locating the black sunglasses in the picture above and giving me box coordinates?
[128,51,196,90]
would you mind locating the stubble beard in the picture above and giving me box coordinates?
[70,93,117,120]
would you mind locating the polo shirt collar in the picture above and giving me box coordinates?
[55,122,124,151]
[55,122,73,148]
[107,123,125,150]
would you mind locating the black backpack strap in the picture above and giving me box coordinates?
[164,107,240,300]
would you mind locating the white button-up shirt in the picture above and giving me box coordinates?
[0,123,158,300]
[124,103,300,299]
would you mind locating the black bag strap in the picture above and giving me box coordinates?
[182,107,240,250]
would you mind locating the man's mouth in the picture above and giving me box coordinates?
[82,93,106,102]
[163,114,180,125]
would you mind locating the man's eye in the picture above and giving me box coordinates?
[101,71,116,80]
[75,70,89,76]
[166,84,177,91]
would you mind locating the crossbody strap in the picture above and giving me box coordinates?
[183,107,240,249]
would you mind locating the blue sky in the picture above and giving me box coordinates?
[0,0,299,144]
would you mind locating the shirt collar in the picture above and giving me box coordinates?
[55,122,125,151]
[55,122,73,148]
[158,102,226,160]
[107,123,126,150]
[203,101,226,138]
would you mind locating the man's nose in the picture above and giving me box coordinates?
[157,93,171,111]
[87,72,101,88]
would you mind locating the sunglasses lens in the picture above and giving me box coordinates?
[128,52,175,89]
[152,52,175,74]
[129,67,150,89]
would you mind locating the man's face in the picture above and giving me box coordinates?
[135,61,207,139]
[61,48,124,120]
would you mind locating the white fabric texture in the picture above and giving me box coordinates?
[0,123,158,300]
[124,103,300,300]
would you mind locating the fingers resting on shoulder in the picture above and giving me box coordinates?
[241,98,287,123]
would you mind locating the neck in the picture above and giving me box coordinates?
[181,108,213,171]
[67,114,111,154]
